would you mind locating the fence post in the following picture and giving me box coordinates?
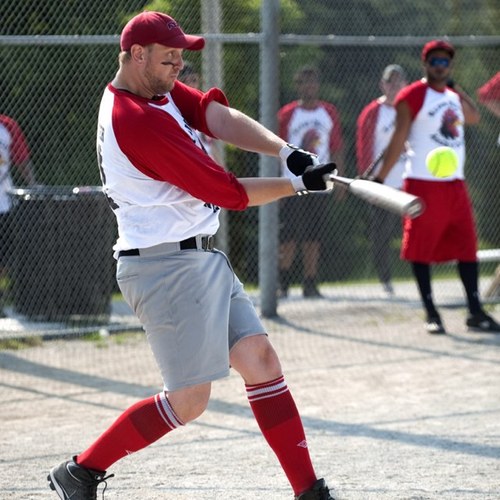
[201,0,228,254]
[259,0,280,317]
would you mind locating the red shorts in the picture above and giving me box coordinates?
[401,179,477,263]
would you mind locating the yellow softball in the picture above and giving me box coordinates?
[425,146,459,178]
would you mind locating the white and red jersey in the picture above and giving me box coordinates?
[278,100,343,177]
[0,115,31,213]
[356,98,405,189]
[395,80,465,181]
[97,81,248,253]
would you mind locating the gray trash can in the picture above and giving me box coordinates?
[8,186,116,321]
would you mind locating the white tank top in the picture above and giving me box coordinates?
[406,85,465,181]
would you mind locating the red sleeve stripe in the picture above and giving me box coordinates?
[356,99,379,174]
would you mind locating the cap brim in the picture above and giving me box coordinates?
[166,34,205,51]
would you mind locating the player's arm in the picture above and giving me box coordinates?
[480,99,500,118]
[377,100,412,182]
[205,100,284,156]
[454,85,480,125]
[331,149,345,176]
[239,163,336,207]
[205,100,319,176]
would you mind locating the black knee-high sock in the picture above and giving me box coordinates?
[457,261,481,315]
[412,262,438,317]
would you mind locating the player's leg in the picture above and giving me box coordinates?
[76,383,211,469]
[279,197,300,297]
[0,213,12,316]
[300,195,327,298]
[456,260,500,331]
[49,249,234,498]
[370,205,394,293]
[450,183,500,332]
[279,240,297,296]
[402,180,448,334]
[48,389,188,499]
[302,240,322,297]
[411,261,445,334]
[227,276,333,498]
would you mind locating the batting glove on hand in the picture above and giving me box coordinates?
[291,163,337,195]
[279,143,319,176]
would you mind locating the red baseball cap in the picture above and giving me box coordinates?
[120,11,205,52]
[421,40,455,61]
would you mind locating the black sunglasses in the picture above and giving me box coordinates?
[428,57,451,68]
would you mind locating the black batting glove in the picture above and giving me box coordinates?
[279,143,319,176]
[291,163,337,194]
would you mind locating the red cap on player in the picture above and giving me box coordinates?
[421,40,455,61]
[120,11,205,52]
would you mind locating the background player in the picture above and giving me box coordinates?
[356,64,408,295]
[48,11,337,500]
[376,40,500,334]
[278,65,345,298]
[0,113,36,315]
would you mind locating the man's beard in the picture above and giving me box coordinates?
[145,68,173,96]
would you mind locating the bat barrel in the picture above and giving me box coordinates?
[329,175,425,219]
[399,196,425,219]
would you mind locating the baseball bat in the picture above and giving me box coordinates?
[328,174,425,219]
[360,149,385,179]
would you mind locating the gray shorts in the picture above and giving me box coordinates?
[116,244,265,391]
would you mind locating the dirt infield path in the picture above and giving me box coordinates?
[1,285,499,499]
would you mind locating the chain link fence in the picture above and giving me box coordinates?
[0,0,499,339]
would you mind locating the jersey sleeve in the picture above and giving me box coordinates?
[394,81,427,120]
[0,115,31,164]
[277,101,298,141]
[356,100,378,174]
[113,97,248,211]
[171,81,229,138]
[477,72,500,103]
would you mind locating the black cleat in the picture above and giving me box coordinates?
[425,314,446,334]
[295,478,335,499]
[466,311,500,333]
[48,457,114,499]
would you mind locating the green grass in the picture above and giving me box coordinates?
[0,336,43,350]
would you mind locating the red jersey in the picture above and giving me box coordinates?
[97,81,248,253]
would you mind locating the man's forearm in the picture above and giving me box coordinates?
[239,177,294,206]
[207,102,285,157]
[377,142,404,181]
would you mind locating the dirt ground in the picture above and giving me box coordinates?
[1,281,499,499]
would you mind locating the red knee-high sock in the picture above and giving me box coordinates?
[246,376,316,495]
[77,392,183,471]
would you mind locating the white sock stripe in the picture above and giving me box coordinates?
[246,378,287,398]
[247,386,289,402]
[155,393,184,429]
[154,394,175,430]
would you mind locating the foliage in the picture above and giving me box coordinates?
[0,0,498,284]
